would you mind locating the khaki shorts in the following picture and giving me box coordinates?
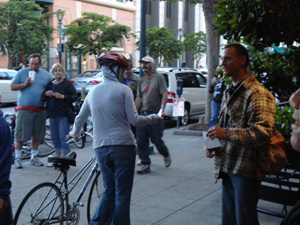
[15,109,46,142]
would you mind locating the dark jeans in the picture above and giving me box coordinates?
[136,121,169,165]
[0,197,13,225]
[90,145,136,225]
[222,173,261,225]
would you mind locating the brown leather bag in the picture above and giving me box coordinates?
[258,129,288,175]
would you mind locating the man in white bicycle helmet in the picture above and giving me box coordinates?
[70,52,162,225]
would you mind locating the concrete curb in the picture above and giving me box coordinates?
[172,129,203,136]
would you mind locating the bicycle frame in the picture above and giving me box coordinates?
[40,156,99,223]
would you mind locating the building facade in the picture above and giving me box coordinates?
[0,0,208,75]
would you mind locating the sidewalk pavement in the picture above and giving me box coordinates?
[10,126,283,225]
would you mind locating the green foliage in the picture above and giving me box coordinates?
[183,31,207,68]
[63,12,133,60]
[0,0,54,67]
[275,105,294,141]
[249,46,300,98]
[275,104,300,165]
[214,0,300,49]
[136,27,183,66]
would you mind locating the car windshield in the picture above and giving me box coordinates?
[79,71,101,78]
[0,71,16,80]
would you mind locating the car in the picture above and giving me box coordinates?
[0,69,18,105]
[71,69,103,96]
[133,67,207,125]
[196,68,208,78]
[160,68,207,125]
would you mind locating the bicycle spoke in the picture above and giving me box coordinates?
[14,183,64,225]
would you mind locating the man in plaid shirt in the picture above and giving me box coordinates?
[205,43,276,225]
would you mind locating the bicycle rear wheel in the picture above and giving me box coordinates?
[13,182,64,225]
[87,171,103,223]
[39,125,55,157]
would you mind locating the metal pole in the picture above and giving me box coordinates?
[139,0,146,77]
[59,20,62,64]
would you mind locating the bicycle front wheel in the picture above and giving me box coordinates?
[74,123,87,149]
[87,171,103,223]
[13,182,64,225]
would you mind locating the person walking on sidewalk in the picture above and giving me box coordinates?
[69,53,162,225]
[205,43,276,225]
[10,54,53,168]
[0,106,13,225]
[123,59,139,100]
[135,56,171,174]
[207,65,226,130]
[43,63,76,159]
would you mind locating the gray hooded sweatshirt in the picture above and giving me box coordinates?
[70,65,158,149]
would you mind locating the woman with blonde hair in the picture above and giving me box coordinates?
[42,63,76,159]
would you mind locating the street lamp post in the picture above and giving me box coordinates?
[178,28,184,67]
[56,9,64,64]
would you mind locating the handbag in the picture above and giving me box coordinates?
[258,129,288,175]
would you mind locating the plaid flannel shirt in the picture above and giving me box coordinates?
[215,74,276,181]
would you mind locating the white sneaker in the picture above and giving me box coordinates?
[164,155,171,167]
[137,164,150,174]
[136,160,142,166]
[15,158,23,169]
[30,157,44,166]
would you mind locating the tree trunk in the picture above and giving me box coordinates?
[202,0,220,124]
[7,48,12,69]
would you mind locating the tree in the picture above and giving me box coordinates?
[63,12,133,66]
[214,0,300,97]
[136,27,184,66]
[214,0,300,49]
[183,31,207,68]
[201,0,219,124]
[0,0,54,69]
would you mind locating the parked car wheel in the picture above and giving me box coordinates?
[181,106,190,126]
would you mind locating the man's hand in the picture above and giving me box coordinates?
[204,146,215,158]
[207,126,224,140]
[0,199,8,215]
[211,76,218,86]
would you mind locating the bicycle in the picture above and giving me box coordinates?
[4,112,55,161]
[65,97,94,149]
[13,149,103,225]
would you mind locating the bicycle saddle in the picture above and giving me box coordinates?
[48,152,77,167]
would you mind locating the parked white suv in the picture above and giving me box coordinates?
[132,67,207,125]
[159,68,207,125]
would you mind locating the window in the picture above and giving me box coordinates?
[146,1,152,15]
[176,73,199,88]
[166,2,171,18]
[196,73,207,88]
[184,1,189,22]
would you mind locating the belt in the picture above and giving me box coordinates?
[15,106,44,112]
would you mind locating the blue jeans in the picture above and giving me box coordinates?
[136,122,169,165]
[49,117,70,155]
[222,173,261,225]
[207,100,221,130]
[90,145,136,225]
[0,197,13,225]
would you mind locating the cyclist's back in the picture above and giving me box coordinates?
[70,53,161,225]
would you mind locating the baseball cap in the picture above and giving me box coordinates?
[139,56,155,64]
